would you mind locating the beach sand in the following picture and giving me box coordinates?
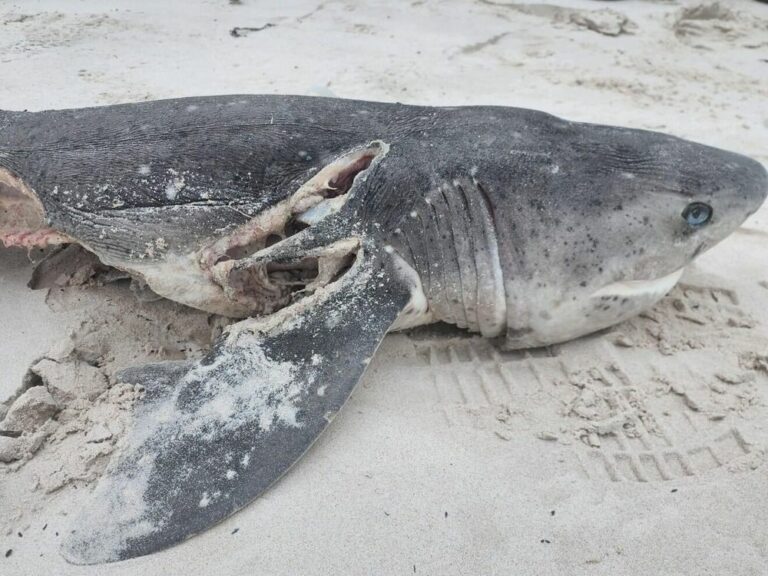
[1,1,767,574]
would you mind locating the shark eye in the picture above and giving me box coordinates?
[682,202,712,228]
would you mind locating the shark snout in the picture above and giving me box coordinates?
[714,150,768,219]
[741,156,768,217]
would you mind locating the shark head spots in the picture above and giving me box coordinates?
[498,119,766,348]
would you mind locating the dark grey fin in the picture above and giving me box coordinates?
[60,245,413,564]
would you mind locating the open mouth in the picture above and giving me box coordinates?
[591,267,685,301]
[0,168,70,249]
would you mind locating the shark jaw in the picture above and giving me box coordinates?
[591,267,685,301]
[507,266,686,349]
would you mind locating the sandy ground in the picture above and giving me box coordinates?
[1,0,768,574]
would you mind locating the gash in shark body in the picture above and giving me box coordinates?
[0,96,765,563]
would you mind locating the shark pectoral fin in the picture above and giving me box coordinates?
[60,247,411,565]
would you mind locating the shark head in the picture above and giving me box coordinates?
[497,118,767,348]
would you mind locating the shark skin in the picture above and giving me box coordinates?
[0,96,765,563]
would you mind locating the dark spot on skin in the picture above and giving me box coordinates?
[507,326,533,339]
[5,550,11,558]
[579,281,587,287]
[530,199,546,212]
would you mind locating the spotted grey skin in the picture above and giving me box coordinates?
[1,96,765,337]
[0,96,765,563]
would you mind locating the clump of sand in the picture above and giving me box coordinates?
[671,2,768,47]
[0,279,230,534]
[480,1,637,37]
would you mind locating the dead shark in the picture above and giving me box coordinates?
[0,95,765,563]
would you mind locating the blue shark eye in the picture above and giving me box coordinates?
[682,202,712,228]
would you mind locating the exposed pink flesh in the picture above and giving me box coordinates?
[187,144,383,315]
[1,167,69,249]
[1,228,71,248]
[200,145,380,273]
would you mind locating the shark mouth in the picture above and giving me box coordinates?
[510,266,687,350]
[0,168,70,249]
[590,267,685,301]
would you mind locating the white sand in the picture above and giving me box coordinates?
[1,0,768,574]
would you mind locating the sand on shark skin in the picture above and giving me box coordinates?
[1,1,768,574]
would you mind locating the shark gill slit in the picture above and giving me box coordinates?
[473,180,507,338]
[404,179,506,337]
[440,188,477,328]
[447,181,480,331]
